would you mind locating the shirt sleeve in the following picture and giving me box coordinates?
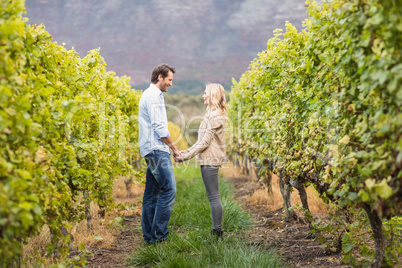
[147,93,170,139]
[181,112,222,161]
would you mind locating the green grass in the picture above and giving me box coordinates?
[128,165,288,267]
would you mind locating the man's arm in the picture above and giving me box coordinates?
[161,136,181,157]
[145,90,182,158]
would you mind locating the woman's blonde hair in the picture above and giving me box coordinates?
[205,83,227,115]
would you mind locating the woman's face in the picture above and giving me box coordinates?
[203,90,209,106]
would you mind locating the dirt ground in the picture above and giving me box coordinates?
[86,171,350,267]
[86,213,143,268]
[227,174,350,268]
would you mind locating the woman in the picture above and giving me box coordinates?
[177,83,227,239]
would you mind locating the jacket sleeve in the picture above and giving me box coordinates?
[180,112,222,161]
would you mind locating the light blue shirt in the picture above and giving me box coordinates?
[138,83,171,157]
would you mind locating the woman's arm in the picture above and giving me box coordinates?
[180,112,222,161]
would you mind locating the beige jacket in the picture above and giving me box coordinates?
[181,110,226,166]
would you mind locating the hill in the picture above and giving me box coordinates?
[24,0,307,93]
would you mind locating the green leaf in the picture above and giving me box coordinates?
[361,167,373,177]
[375,179,393,200]
[339,135,350,145]
[17,169,32,180]
[33,204,43,215]
[77,149,87,159]
[78,242,85,251]
[0,218,8,226]
[358,190,370,202]
[370,13,383,26]
[18,202,33,210]
[344,242,355,253]
[348,192,358,201]
[365,178,376,190]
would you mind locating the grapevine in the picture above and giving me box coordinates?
[0,1,142,265]
[228,0,402,267]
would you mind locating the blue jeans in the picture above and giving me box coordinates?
[142,150,177,243]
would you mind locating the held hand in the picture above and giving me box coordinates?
[173,155,183,163]
[173,149,182,163]
[173,149,182,157]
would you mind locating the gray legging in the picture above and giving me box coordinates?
[200,165,223,231]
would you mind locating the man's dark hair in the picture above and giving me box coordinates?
[151,64,176,84]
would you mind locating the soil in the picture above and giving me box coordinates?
[86,173,350,267]
[86,215,143,268]
[228,175,350,268]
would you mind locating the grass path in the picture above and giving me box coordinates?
[128,165,288,267]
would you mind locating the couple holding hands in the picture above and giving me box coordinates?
[138,64,227,244]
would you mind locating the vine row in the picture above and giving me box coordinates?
[228,0,401,267]
[1,1,142,265]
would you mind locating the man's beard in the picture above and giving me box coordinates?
[160,81,168,92]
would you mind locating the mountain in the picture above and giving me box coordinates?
[24,0,307,93]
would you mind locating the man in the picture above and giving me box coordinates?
[138,63,181,244]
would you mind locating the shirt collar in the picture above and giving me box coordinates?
[149,83,163,96]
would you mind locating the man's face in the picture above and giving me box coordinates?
[158,71,173,92]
